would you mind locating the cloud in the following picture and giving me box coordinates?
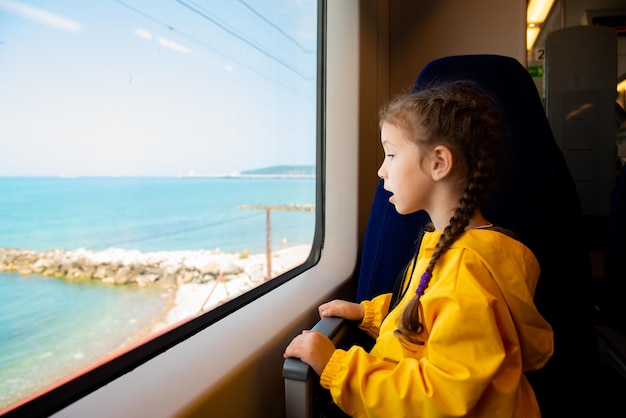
[134,28,190,54]
[158,36,191,54]
[135,29,153,41]
[0,0,83,32]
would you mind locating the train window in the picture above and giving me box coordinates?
[0,0,321,414]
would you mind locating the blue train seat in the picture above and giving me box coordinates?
[413,54,596,418]
[283,54,597,418]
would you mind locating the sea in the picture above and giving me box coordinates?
[0,176,316,411]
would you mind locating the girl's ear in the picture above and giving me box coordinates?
[430,145,453,181]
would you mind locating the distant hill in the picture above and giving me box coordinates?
[240,165,315,176]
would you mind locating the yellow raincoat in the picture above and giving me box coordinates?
[320,230,554,417]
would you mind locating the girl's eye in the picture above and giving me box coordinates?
[386,154,394,159]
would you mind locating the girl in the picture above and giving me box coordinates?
[284,80,554,417]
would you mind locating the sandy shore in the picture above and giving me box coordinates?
[0,243,313,345]
[149,243,313,333]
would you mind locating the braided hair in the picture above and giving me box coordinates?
[379,80,503,346]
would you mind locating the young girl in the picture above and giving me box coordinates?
[284,80,554,417]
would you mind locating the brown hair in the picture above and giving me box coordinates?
[379,80,502,345]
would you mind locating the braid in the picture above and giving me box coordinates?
[384,80,502,346]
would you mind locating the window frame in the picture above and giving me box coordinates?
[1,1,326,416]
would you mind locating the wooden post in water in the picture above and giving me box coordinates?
[236,203,315,282]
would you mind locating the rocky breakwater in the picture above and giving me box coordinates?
[0,247,257,288]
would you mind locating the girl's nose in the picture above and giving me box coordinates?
[377,164,386,180]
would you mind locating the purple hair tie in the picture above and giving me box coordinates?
[416,272,432,297]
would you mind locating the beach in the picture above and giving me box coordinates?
[150,243,312,333]
[0,243,312,347]
[0,243,312,335]
[0,244,313,411]
[0,176,316,410]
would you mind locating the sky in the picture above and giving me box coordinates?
[0,0,318,177]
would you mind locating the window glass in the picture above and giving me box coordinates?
[0,0,318,411]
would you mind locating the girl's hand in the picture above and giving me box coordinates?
[283,330,335,375]
[318,299,364,321]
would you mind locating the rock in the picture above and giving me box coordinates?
[199,261,220,275]
[0,245,298,289]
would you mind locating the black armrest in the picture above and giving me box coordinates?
[283,317,349,382]
[282,317,349,418]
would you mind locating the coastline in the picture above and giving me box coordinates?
[156,243,312,327]
[0,244,312,288]
[120,243,313,339]
[0,243,312,349]
[0,245,312,412]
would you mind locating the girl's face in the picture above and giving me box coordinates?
[377,122,434,215]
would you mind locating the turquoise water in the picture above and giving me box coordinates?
[0,176,315,410]
[0,176,315,253]
[0,273,170,409]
